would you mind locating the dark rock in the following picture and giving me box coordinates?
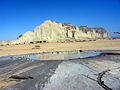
[9,75,34,79]
[79,50,83,52]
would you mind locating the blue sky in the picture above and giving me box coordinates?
[0,0,120,41]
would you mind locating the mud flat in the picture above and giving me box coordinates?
[0,50,120,90]
[0,39,120,57]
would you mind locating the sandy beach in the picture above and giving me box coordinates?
[0,39,120,57]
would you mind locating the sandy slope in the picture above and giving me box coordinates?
[0,39,120,57]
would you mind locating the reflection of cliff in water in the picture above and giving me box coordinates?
[0,50,101,61]
[36,51,80,60]
[33,51,101,60]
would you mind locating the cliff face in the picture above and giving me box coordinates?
[2,20,109,45]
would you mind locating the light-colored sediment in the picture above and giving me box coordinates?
[0,39,120,57]
[41,54,120,90]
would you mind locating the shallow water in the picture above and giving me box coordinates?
[0,50,101,61]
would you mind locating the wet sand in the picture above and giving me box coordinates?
[0,50,120,90]
[0,39,120,57]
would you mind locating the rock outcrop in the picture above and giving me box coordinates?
[1,20,109,45]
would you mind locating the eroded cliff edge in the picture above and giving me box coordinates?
[1,20,109,45]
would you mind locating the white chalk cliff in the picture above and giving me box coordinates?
[1,20,109,45]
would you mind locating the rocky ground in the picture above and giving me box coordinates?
[0,50,120,90]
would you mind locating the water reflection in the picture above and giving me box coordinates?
[29,50,101,60]
[0,50,101,61]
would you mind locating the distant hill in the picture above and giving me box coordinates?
[1,20,110,45]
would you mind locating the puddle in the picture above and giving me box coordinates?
[0,50,101,61]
